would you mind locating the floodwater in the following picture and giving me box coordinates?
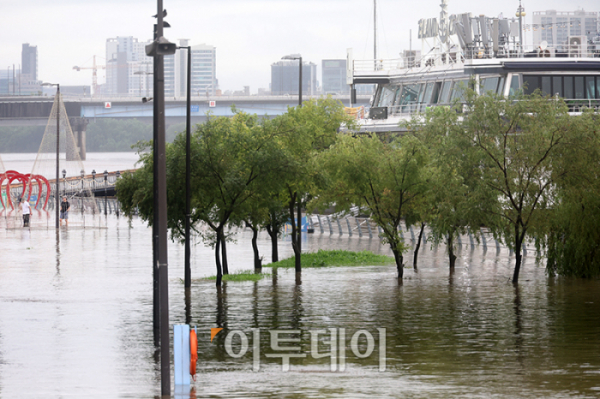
[1,213,600,398]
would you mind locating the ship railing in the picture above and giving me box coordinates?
[354,43,600,74]
[372,98,600,119]
[564,99,600,113]
[463,43,600,60]
[353,59,405,72]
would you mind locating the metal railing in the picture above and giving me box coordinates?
[353,43,600,74]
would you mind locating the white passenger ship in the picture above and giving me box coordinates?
[346,0,600,133]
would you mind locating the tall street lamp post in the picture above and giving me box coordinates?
[178,45,192,289]
[103,170,108,215]
[42,82,60,228]
[280,54,303,273]
[80,170,84,213]
[146,2,176,395]
[115,171,120,217]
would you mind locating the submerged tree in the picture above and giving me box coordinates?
[457,92,573,283]
[317,133,429,279]
[274,97,352,275]
[408,106,490,270]
[546,109,600,278]
[117,111,287,286]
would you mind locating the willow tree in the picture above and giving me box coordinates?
[457,91,573,283]
[408,106,492,270]
[546,109,600,278]
[117,111,287,286]
[274,97,353,275]
[317,133,429,279]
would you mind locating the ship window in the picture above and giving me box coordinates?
[417,84,426,103]
[509,75,520,96]
[574,77,584,99]
[450,79,469,101]
[392,85,403,105]
[378,85,396,107]
[497,76,505,95]
[423,83,434,104]
[439,81,452,103]
[522,75,539,95]
[399,84,420,112]
[431,82,442,104]
[481,77,499,94]
[552,76,563,97]
[585,76,596,99]
[564,76,574,98]
[596,77,600,100]
[541,76,552,96]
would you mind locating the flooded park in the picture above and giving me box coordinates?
[1,207,600,398]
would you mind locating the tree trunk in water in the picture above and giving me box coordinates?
[289,194,301,274]
[215,234,222,286]
[413,222,425,270]
[221,230,229,275]
[296,198,302,274]
[512,227,524,284]
[266,222,279,263]
[251,225,262,273]
[271,231,278,263]
[448,232,457,270]
[392,246,404,279]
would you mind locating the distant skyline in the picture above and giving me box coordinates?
[3,0,599,93]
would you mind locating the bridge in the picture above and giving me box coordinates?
[0,94,370,160]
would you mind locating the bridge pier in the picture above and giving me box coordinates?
[69,117,88,160]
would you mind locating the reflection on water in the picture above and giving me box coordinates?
[1,215,600,398]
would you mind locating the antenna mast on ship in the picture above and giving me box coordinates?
[374,0,377,60]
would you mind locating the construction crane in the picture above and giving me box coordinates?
[73,55,105,96]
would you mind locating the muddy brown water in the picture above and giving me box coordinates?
[1,214,599,398]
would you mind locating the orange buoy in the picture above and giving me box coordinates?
[190,328,198,380]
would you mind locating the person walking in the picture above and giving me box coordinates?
[60,196,70,227]
[21,197,31,227]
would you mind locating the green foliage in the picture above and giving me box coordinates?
[418,90,578,282]
[271,97,354,271]
[315,132,429,276]
[266,249,394,268]
[546,110,600,278]
[203,270,270,282]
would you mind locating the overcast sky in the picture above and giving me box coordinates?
[3,0,598,93]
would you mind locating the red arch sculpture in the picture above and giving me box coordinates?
[1,171,52,210]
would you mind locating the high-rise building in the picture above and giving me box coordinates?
[322,59,349,95]
[105,37,217,97]
[18,43,42,95]
[165,41,217,97]
[532,10,600,50]
[271,60,317,96]
[105,36,153,96]
[190,43,217,97]
[22,43,38,82]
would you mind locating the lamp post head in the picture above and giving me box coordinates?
[62,169,66,179]
[80,169,85,178]
[91,169,96,178]
[103,170,108,180]
[116,171,121,179]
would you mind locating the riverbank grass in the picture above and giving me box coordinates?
[204,269,270,282]
[266,249,394,268]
